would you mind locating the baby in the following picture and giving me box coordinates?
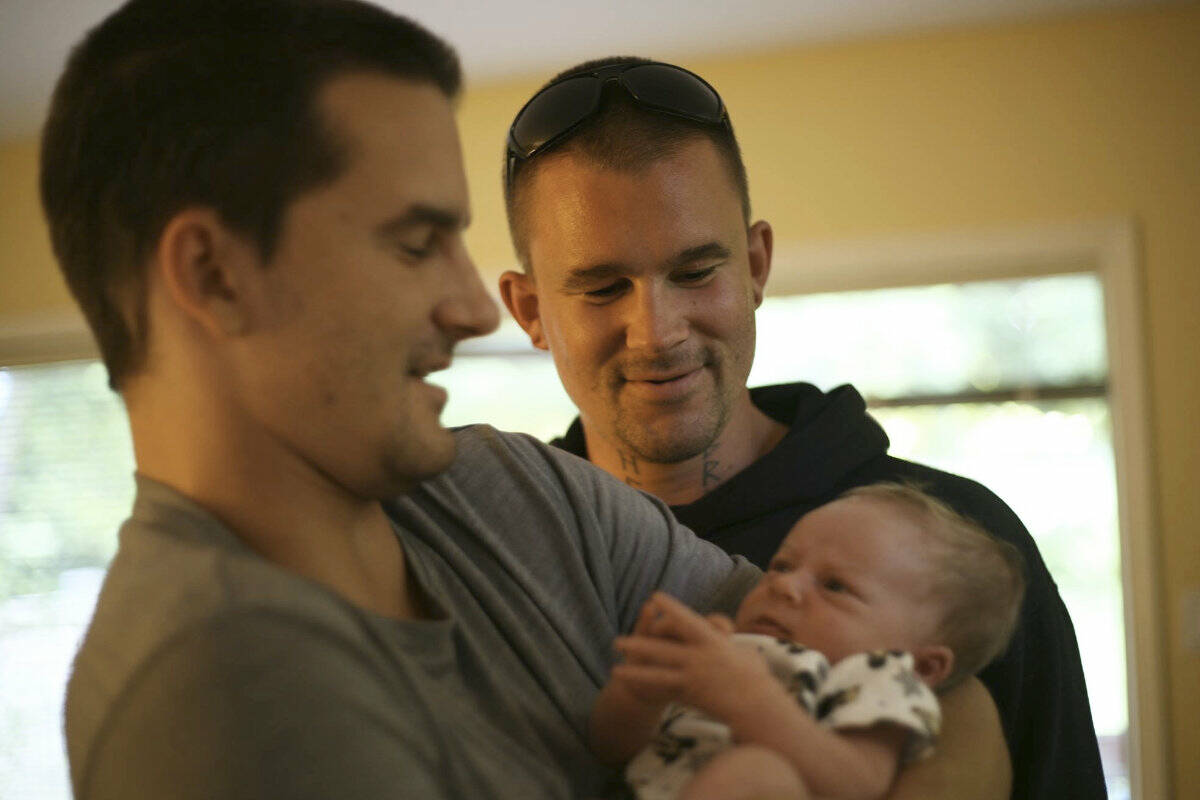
[590,482,1026,800]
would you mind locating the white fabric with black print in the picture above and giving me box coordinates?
[624,633,941,800]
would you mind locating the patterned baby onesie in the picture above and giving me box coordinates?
[624,634,941,800]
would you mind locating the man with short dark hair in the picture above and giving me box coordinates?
[45,6,758,798]
[500,56,1106,799]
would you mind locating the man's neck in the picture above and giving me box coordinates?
[585,391,787,507]
[126,388,426,621]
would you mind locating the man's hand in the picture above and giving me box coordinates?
[885,677,1011,800]
[612,593,787,722]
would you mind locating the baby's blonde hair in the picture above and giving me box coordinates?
[840,482,1026,690]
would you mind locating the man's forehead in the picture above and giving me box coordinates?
[314,72,467,207]
[316,69,454,121]
[523,142,744,272]
[526,140,732,208]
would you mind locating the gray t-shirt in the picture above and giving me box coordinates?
[65,425,759,799]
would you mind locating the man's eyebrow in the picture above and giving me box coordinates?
[559,242,733,292]
[560,263,624,292]
[374,204,468,239]
[668,241,732,268]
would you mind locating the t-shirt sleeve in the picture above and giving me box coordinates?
[813,651,941,765]
[544,440,761,628]
[78,610,448,800]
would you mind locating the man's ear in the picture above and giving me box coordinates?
[746,220,773,307]
[912,644,955,689]
[154,208,259,338]
[498,269,548,350]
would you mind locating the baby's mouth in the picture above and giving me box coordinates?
[745,616,792,639]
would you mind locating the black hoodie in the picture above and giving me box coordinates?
[551,382,1107,800]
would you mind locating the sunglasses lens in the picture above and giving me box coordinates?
[621,65,723,122]
[510,76,602,156]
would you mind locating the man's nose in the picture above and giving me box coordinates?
[438,247,501,341]
[624,284,687,353]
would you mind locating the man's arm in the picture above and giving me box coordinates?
[885,678,1011,800]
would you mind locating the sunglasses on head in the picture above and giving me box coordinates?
[505,61,730,186]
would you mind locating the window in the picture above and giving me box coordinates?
[0,362,131,799]
[0,224,1160,800]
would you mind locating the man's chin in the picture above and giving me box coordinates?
[615,418,718,465]
[609,393,727,462]
[376,428,457,495]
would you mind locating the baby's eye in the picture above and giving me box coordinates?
[767,559,791,573]
[822,577,847,593]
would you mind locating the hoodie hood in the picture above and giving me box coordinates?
[670,383,888,531]
[550,382,889,533]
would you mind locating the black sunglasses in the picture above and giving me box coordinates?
[505,61,730,186]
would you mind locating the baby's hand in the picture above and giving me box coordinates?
[632,593,735,639]
[610,596,691,705]
[613,593,785,723]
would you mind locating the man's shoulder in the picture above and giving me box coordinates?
[850,455,1029,543]
[446,423,631,507]
[66,507,372,793]
[405,424,639,572]
[846,453,1053,585]
[452,423,588,474]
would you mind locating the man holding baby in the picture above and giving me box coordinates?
[44,0,1104,796]
[499,56,1106,799]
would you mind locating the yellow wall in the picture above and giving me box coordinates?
[462,11,1199,792]
[2,4,1197,792]
[0,139,70,314]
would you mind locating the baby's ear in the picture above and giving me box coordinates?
[912,645,955,689]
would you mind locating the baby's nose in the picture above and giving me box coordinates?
[767,571,805,603]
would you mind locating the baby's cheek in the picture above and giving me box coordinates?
[732,588,764,627]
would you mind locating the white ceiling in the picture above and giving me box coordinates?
[0,0,1169,142]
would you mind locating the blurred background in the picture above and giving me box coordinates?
[2,1,1198,798]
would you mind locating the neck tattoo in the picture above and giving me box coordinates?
[618,449,642,487]
[702,444,722,490]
